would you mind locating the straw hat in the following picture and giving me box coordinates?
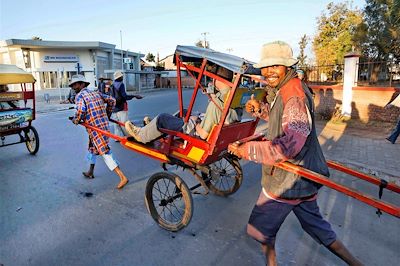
[68,74,90,87]
[254,41,298,69]
[113,70,124,80]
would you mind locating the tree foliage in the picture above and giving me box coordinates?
[313,2,363,66]
[354,0,400,60]
[297,34,308,67]
[145,53,155,62]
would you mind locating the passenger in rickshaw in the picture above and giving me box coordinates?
[70,74,130,189]
[125,66,242,143]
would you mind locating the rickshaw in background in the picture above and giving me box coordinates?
[0,64,39,154]
[79,45,265,231]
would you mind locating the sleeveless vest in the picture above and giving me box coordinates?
[261,78,330,199]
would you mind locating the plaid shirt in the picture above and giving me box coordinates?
[73,88,116,155]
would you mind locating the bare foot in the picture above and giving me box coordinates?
[117,178,129,189]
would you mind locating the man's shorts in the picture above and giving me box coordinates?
[247,191,336,246]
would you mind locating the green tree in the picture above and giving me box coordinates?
[155,61,165,71]
[297,34,308,67]
[313,2,363,66]
[354,0,400,60]
[145,53,155,62]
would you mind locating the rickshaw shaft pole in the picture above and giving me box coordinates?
[80,122,125,142]
[275,162,400,218]
[327,160,400,194]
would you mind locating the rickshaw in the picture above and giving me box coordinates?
[79,45,265,231]
[0,64,39,154]
[78,46,400,231]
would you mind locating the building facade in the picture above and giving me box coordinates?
[0,39,143,90]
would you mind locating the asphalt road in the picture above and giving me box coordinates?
[1,90,399,266]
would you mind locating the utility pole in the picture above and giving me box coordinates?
[201,32,209,48]
[120,30,123,71]
[200,32,209,86]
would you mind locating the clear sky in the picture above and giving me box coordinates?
[0,0,365,62]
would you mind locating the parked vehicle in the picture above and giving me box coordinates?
[0,64,39,154]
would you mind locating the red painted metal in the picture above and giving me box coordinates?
[81,122,125,142]
[184,59,207,123]
[80,121,172,163]
[275,162,400,218]
[175,54,183,117]
[184,64,234,88]
[183,63,207,92]
[208,72,242,155]
[327,160,400,194]
[183,64,222,111]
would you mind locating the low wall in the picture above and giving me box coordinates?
[168,77,196,88]
[309,85,400,123]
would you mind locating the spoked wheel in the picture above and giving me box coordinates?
[203,155,243,196]
[24,126,39,155]
[145,172,193,232]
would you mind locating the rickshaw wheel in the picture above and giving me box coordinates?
[24,126,39,155]
[145,171,193,232]
[203,155,243,197]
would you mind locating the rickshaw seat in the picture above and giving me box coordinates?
[230,87,266,109]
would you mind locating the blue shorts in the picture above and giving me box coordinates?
[247,191,336,246]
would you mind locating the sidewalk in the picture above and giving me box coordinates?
[316,121,399,184]
[35,88,74,113]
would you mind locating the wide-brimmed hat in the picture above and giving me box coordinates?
[254,41,298,69]
[68,74,90,87]
[114,70,124,80]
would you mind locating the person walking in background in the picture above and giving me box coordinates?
[111,70,143,138]
[385,94,400,144]
[228,41,362,266]
[387,118,400,144]
[296,69,314,96]
[67,87,77,104]
[98,77,106,94]
[70,74,129,189]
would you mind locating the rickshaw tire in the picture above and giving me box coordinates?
[205,155,243,197]
[145,171,193,232]
[24,126,40,155]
